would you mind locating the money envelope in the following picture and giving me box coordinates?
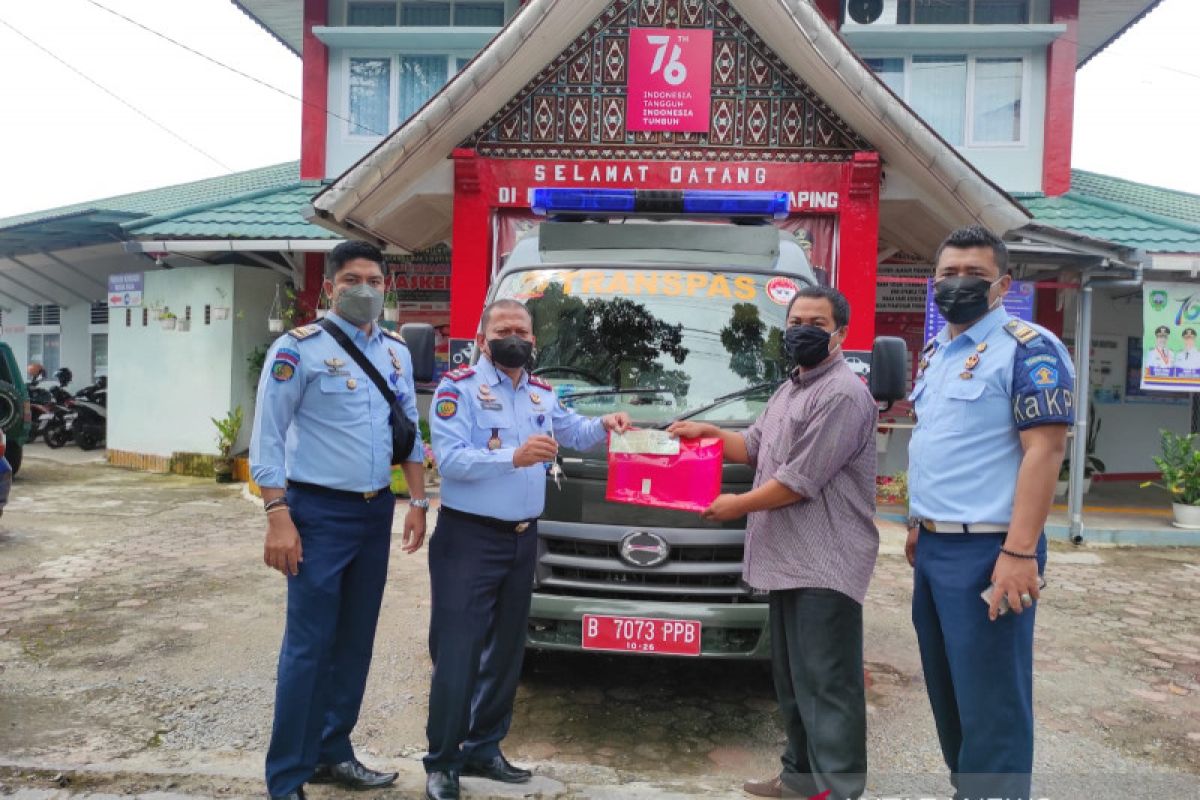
[605,430,724,513]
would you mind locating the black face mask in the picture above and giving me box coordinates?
[934,276,996,325]
[783,324,833,368]
[487,335,533,369]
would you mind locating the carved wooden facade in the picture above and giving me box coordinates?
[464,0,871,162]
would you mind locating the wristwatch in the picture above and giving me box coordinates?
[408,498,430,510]
[906,515,921,530]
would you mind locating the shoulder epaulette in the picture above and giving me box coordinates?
[920,338,939,356]
[444,367,475,382]
[528,375,553,391]
[381,328,406,343]
[288,324,321,341]
[1003,319,1041,346]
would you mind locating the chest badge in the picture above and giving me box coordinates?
[324,357,345,369]
[487,428,502,451]
[976,342,988,353]
[959,371,974,380]
[530,391,542,405]
[965,354,980,371]
[346,378,358,390]
[388,347,403,373]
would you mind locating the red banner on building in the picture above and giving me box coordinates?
[627,28,713,132]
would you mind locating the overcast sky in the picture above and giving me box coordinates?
[0,0,1196,221]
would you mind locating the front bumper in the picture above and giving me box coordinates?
[527,592,771,659]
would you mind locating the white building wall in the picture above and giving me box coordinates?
[59,302,92,383]
[108,266,282,457]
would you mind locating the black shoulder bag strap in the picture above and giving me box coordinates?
[318,318,417,465]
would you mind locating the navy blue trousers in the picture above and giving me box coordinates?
[912,529,1047,800]
[423,514,537,773]
[264,486,394,797]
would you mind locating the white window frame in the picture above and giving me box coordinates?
[863,50,1032,149]
[343,51,398,141]
[340,51,475,141]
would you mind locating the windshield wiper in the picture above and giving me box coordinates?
[560,386,676,401]
[657,380,779,427]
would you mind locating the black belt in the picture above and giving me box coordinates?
[441,505,535,534]
[288,481,391,502]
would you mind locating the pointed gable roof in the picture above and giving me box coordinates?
[309,0,1028,259]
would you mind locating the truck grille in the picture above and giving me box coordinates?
[537,536,752,604]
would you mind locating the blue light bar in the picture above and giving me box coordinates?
[682,191,790,219]
[531,188,636,215]
[531,188,791,219]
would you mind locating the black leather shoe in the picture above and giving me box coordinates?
[425,770,460,800]
[461,754,532,783]
[267,788,305,800]
[309,758,397,789]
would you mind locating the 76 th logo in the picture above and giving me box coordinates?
[646,34,688,85]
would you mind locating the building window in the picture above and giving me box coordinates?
[401,2,451,26]
[28,304,61,326]
[90,301,109,325]
[454,2,504,26]
[972,57,1023,142]
[898,0,1033,24]
[349,57,392,136]
[348,1,397,26]
[865,54,1025,146]
[91,333,108,379]
[399,56,449,120]
[28,333,61,375]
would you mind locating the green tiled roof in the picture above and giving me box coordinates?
[0,161,300,230]
[128,183,337,240]
[1070,169,1200,227]
[1021,170,1200,254]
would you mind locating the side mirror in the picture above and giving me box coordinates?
[869,336,908,409]
[400,323,436,383]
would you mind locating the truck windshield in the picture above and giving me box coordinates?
[493,267,804,425]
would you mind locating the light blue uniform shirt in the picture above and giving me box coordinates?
[430,356,606,521]
[250,312,423,492]
[908,306,1075,525]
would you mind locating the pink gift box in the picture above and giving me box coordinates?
[605,435,724,513]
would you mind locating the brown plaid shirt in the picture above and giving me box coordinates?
[740,354,879,603]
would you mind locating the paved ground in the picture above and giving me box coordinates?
[0,452,1198,799]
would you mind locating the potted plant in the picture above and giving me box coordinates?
[212,406,244,484]
[159,310,177,330]
[1142,429,1200,528]
[267,284,286,333]
[383,287,401,323]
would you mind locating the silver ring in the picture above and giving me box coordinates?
[1020,593,1034,607]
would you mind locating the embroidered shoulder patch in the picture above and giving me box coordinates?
[288,325,320,341]
[435,397,458,418]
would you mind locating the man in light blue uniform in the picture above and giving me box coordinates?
[251,240,428,800]
[423,299,630,800]
[906,226,1073,800]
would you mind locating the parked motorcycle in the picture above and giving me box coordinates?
[40,368,76,449]
[71,376,106,451]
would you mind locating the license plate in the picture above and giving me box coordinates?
[581,614,701,656]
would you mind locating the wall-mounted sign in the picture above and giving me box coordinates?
[1140,281,1200,393]
[627,28,713,133]
[107,272,143,307]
